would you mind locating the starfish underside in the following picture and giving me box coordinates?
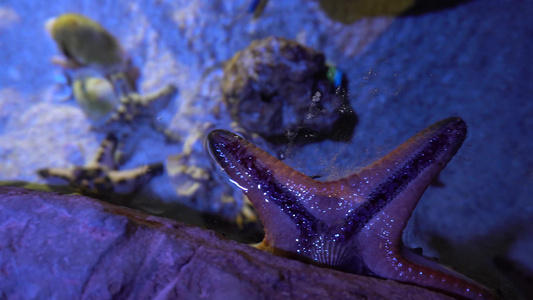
[207,117,498,299]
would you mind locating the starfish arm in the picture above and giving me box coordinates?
[88,133,119,169]
[339,117,468,270]
[107,163,163,194]
[108,71,136,98]
[37,167,78,183]
[38,166,102,192]
[140,84,177,110]
[207,129,322,256]
[334,118,497,299]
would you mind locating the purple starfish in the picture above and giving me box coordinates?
[207,117,498,299]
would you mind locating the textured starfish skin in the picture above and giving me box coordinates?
[207,117,498,299]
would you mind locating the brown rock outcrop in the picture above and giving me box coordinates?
[0,186,451,299]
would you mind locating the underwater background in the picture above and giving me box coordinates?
[0,0,531,298]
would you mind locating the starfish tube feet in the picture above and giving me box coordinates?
[207,117,498,299]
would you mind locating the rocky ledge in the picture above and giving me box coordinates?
[0,186,450,299]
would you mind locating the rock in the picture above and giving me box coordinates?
[222,36,357,146]
[0,186,451,299]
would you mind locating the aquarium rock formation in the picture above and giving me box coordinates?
[0,186,452,300]
[222,36,356,146]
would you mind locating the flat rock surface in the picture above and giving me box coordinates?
[0,186,452,299]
